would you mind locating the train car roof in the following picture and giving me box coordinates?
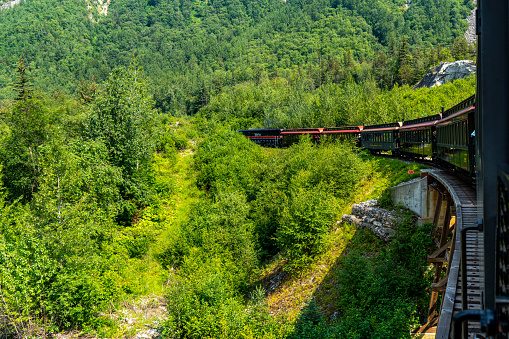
[400,114,442,131]
[322,128,362,134]
[237,128,282,132]
[437,106,475,125]
[281,128,323,134]
[362,122,401,132]
[323,126,363,133]
[442,95,475,119]
[401,113,442,126]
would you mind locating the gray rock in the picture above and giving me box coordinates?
[413,60,476,89]
[464,7,476,45]
[341,199,403,242]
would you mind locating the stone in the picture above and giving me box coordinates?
[341,199,403,242]
[413,60,476,89]
[464,7,476,45]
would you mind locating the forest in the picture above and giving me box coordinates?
[0,0,476,337]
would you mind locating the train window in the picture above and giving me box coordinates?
[459,122,462,145]
[463,122,466,145]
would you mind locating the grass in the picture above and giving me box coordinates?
[257,152,428,325]
[94,137,430,338]
[93,120,204,338]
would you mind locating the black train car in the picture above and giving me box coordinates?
[280,128,323,147]
[399,114,442,159]
[435,95,475,181]
[322,126,363,146]
[361,122,401,154]
[237,129,283,148]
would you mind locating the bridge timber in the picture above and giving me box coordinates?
[408,170,481,338]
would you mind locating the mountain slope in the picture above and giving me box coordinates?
[0,0,474,114]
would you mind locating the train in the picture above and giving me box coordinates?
[238,94,476,183]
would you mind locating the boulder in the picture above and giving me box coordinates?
[413,60,476,89]
[341,199,399,242]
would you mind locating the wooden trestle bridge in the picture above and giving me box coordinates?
[412,170,481,338]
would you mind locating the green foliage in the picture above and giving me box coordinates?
[88,61,154,184]
[0,0,474,114]
[12,55,34,101]
[200,74,475,129]
[1,95,53,202]
[0,1,476,336]
[164,258,285,339]
[87,61,155,227]
[277,185,336,270]
[330,215,434,338]
[194,127,265,199]
[0,200,111,333]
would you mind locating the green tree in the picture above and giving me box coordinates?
[395,35,413,85]
[12,56,34,101]
[451,36,470,60]
[1,95,51,202]
[88,61,154,202]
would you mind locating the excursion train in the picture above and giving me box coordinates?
[238,94,476,182]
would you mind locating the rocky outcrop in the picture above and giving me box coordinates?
[413,60,476,89]
[1,0,23,11]
[464,7,477,45]
[341,200,401,242]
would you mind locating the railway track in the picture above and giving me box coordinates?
[424,170,481,339]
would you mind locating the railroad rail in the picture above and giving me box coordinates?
[413,170,481,338]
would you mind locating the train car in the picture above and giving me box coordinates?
[322,126,363,145]
[361,122,401,154]
[237,128,283,148]
[399,114,442,160]
[280,128,324,147]
[435,95,475,181]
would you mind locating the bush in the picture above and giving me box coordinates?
[331,213,434,338]
[277,184,336,271]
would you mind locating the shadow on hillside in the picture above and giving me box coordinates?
[273,221,430,339]
[281,228,376,338]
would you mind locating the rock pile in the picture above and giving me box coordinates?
[464,7,477,45]
[413,60,476,89]
[341,200,401,242]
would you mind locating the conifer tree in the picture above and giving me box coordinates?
[395,35,413,85]
[12,55,34,101]
[2,58,48,202]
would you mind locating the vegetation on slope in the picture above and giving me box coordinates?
[0,0,475,115]
[0,0,477,336]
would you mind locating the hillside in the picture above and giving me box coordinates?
[0,0,478,338]
[0,0,475,115]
